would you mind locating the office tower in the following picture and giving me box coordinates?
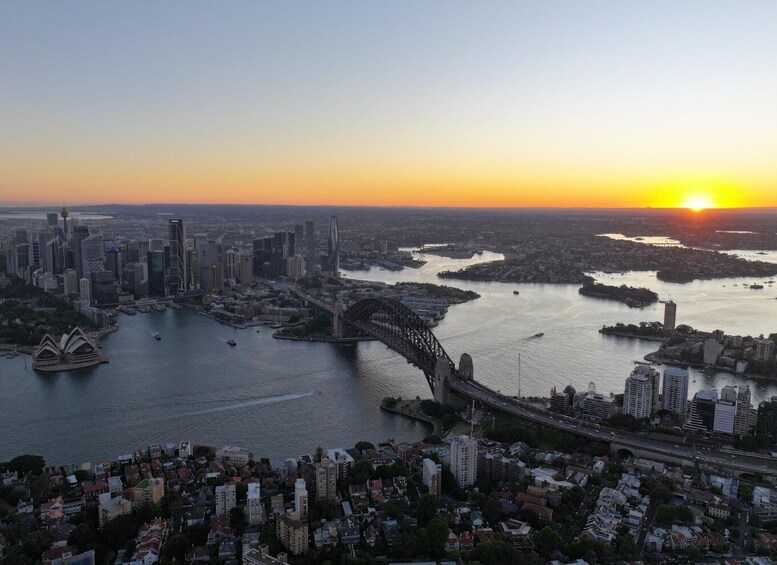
[252,231,294,278]
[315,457,337,501]
[305,220,315,275]
[71,225,90,279]
[294,223,305,256]
[168,219,187,294]
[285,254,306,279]
[46,212,58,227]
[197,241,221,287]
[63,269,78,296]
[91,271,119,307]
[45,236,64,275]
[713,385,737,434]
[686,390,718,431]
[623,365,660,419]
[215,484,237,516]
[79,278,91,304]
[246,483,264,525]
[757,397,777,440]
[148,238,166,252]
[422,458,442,497]
[661,367,689,417]
[663,300,676,331]
[105,244,122,282]
[225,249,238,281]
[734,385,753,437]
[80,234,103,280]
[450,435,478,488]
[327,216,340,278]
[147,250,167,297]
[238,251,253,285]
[294,478,308,522]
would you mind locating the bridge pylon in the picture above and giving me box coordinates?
[332,301,345,338]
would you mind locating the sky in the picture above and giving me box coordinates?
[1,1,777,209]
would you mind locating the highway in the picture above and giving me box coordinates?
[449,379,777,476]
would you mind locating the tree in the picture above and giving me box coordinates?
[7,454,45,476]
[354,441,375,452]
[535,526,564,554]
[68,523,99,549]
[427,516,448,559]
[229,506,245,535]
[162,533,191,563]
[193,445,215,460]
[350,459,374,484]
[417,494,439,527]
[468,540,515,564]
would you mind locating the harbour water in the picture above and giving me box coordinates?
[2,248,776,465]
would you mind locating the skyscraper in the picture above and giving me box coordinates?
[294,223,305,256]
[327,215,339,278]
[71,225,90,279]
[305,220,315,275]
[80,234,104,280]
[713,385,737,434]
[734,385,753,437]
[661,367,689,417]
[757,397,777,440]
[623,365,660,420]
[315,457,337,501]
[168,219,187,294]
[663,300,677,331]
[450,435,478,488]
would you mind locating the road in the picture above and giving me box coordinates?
[634,499,659,558]
[449,379,777,476]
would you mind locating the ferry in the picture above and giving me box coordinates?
[152,332,161,341]
[227,339,237,346]
[750,284,764,290]
[633,360,651,366]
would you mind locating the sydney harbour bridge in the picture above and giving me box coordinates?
[292,289,777,477]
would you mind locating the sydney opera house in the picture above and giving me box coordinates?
[32,327,107,372]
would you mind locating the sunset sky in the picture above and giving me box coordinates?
[1,2,777,208]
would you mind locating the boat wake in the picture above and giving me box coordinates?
[146,391,318,421]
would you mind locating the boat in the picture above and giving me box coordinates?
[513,290,520,295]
[271,323,284,329]
[750,284,764,290]
[152,332,161,341]
[633,360,651,366]
[227,339,236,346]
[534,332,544,338]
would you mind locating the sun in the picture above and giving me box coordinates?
[679,193,717,212]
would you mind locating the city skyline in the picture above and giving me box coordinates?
[3,2,777,209]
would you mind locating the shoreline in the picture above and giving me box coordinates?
[644,351,775,381]
[380,402,440,435]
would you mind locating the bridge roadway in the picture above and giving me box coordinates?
[449,379,777,476]
[290,288,335,315]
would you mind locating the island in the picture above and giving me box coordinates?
[578,283,658,308]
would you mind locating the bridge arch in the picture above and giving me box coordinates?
[615,447,635,461]
[341,297,456,392]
